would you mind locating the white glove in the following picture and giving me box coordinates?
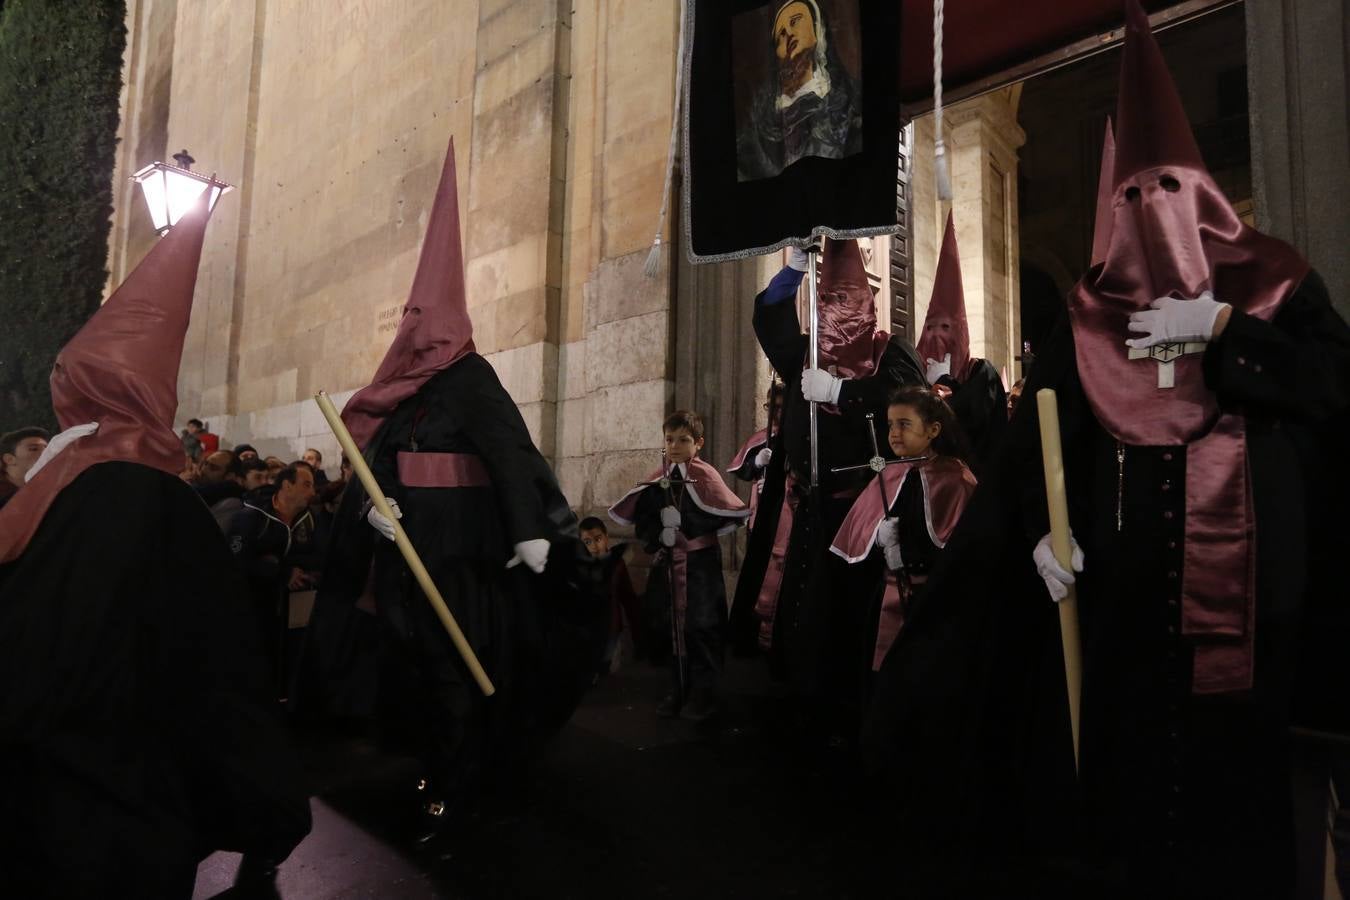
[753,447,773,469]
[801,368,844,404]
[506,538,551,574]
[367,498,402,541]
[787,246,810,272]
[876,518,903,570]
[660,506,682,528]
[659,526,678,548]
[1033,532,1084,603]
[925,352,952,385]
[25,422,99,482]
[1125,292,1230,349]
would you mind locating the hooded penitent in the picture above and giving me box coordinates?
[341,136,476,451]
[816,237,889,380]
[0,191,214,564]
[1089,118,1116,269]
[915,212,972,381]
[1067,0,1309,693]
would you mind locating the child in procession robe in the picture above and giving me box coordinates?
[830,386,977,679]
[609,410,749,722]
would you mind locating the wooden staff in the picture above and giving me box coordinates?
[314,391,495,697]
[1036,388,1082,773]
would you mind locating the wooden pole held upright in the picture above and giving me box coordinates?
[314,391,496,697]
[1036,388,1082,773]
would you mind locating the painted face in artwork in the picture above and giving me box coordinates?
[773,1,818,63]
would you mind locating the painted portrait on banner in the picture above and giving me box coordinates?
[732,0,864,182]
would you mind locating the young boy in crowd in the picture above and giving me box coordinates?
[609,410,749,721]
[578,516,642,676]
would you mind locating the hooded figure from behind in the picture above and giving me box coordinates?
[0,192,311,898]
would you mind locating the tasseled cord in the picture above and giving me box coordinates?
[645,4,689,278]
[933,0,952,201]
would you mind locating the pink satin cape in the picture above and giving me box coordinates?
[608,457,750,531]
[829,456,977,669]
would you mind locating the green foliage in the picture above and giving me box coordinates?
[0,0,127,431]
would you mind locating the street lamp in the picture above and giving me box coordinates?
[130,149,233,234]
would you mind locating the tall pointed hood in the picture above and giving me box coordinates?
[342,135,475,450]
[815,237,888,380]
[1065,0,1311,697]
[1089,118,1116,268]
[0,190,214,564]
[915,212,971,380]
[1070,0,1308,446]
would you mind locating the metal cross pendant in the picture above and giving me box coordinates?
[1128,340,1208,389]
[829,412,928,476]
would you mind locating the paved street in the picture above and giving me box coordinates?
[194,658,892,900]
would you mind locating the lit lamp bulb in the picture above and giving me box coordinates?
[130,150,233,233]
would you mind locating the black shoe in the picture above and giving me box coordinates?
[656,692,681,718]
[679,689,719,723]
[413,797,452,847]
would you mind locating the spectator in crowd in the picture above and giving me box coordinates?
[0,427,50,509]
[224,462,317,694]
[186,418,220,456]
[194,450,242,506]
[264,455,286,482]
[317,453,351,514]
[287,460,329,583]
[302,448,329,488]
[1006,377,1025,418]
[241,456,270,491]
[180,428,201,463]
[579,516,643,676]
[234,443,259,462]
[211,457,273,532]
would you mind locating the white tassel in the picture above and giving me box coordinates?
[643,236,663,278]
[935,139,952,201]
[644,4,688,279]
[933,0,952,201]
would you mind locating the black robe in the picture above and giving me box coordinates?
[0,462,311,898]
[295,354,606,792]
[863,271,1350,897]
[938,357,1009,478]
[732,292,925,714]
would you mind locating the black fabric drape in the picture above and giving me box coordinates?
[682,0,903,262]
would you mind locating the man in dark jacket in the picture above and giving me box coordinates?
[226,462,316,694]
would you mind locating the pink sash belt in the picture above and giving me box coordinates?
[668,533,720,659]
[396,451,491,488]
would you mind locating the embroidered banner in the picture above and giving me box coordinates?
[682,0,902,263]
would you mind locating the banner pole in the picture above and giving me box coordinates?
[808,246,820,489]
